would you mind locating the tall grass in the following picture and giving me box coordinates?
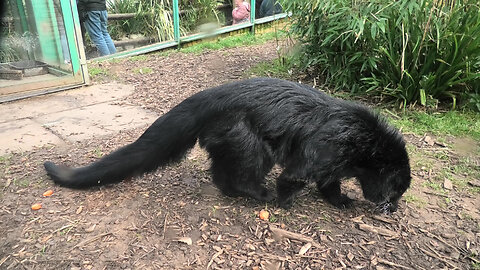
[283,0,480,109]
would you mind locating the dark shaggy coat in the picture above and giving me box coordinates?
[44,78,411,213]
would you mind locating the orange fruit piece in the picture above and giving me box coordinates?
[43,190,54,197]
[259,209,270,221]
[31,203,42,210]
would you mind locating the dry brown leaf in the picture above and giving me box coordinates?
[76,206,83,214]
[298,242,312,255]
[174,237,192,245]
[261,260,282,270]
[424,135,435,146]
[85,224,96,233]
[347,252,354,261]
[358,223,399,238]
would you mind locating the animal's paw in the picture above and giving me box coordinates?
[277,196,294,209]
[257,188,275,202]
[327,194,354,209]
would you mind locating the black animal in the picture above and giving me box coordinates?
[44,78,411,213]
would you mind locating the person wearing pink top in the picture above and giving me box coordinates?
[232,0,251,24]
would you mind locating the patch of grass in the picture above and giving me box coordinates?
[0,155,11,163]
[180,31,285,54]
[390,111,480,140]
[438,157,480,193]
[88,67,109,77]
[423,180,445,193]
[246,58,292,79]
[403,193,427,208]
[107,58,122,64]
[13,178,30,188]
[133,67,153,75]
[472,262,480,270]
[268,213,278,223]
[129,55,148,61]
[92,148,104,158]
[153,49,175,57]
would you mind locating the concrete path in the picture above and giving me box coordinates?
[0,84,159,155]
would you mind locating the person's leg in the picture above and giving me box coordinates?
[99,10,116,54]
[84,11,110,56]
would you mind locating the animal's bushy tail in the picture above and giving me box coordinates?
[44,99,206,189]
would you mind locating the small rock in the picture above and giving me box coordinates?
[443,179,453,190]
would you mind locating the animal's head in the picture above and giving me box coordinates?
[357,164,411,214]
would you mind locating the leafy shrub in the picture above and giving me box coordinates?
[107,0,223,41]
[283,0,480,108]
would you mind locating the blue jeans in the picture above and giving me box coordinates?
[84,10,116,56]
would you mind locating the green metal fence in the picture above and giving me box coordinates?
[96,0,288,60]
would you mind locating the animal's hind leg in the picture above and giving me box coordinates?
[200,120,274,202]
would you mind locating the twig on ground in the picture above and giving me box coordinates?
[358,223,399,238]
[163,212,168,240]
[377,258,413,270]
[206,248,223,270]
[72,232,114,250]
[418,247,458,269]
[372,215,395,224]
[423,191,449,198]
[0,255,10,267]
[269,225,322,248]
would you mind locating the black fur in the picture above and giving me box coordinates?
[44,78,411,213]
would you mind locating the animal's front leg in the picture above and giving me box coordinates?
[276,172,306,209]
[317,180,353,209]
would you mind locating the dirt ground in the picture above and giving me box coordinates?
[1,40,480,270]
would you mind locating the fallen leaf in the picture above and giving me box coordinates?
[76,206,83,214]
[298,242,312,255]
[347,252,354,261]
[424,136,435,146]
[174,237,192,245]
[85,224,96,233]
[261,260,282,270]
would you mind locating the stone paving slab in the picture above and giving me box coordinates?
[37,103,158,142]
[0,83,134,124]
[0,119,65,154]
[0,83,158,156]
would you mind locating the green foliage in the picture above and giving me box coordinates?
[247,58,292,79]
[0,43,19,63]
[466,92,480,112]
[107,0,222,41]
[107,0,176,41]
[283,0,480,108]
